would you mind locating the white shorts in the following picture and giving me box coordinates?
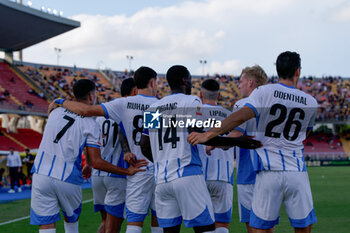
[92,176,126,218]
[237,184,254,223]
[250,171,317,229]
[30,173,82,225]
[206,181,233,223]
[155,175,215,228]
[125,171,156,222]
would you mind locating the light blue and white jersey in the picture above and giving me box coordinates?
[92,117,127,178]
[198,104,235,184]
[32,107,101,185]
[245,83,318,172]
[234,98,256,185]
[101,94,157,182]
[147,93,204,185]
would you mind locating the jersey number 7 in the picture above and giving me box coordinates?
[53,115,75,143]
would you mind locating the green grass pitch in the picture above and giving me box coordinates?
[0,167,350,232]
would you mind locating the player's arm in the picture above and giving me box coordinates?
[119,128,137,165]
[187,106,255,145]
[62,100,105,117]
[87,146,148,175]
[140,134,153,162]
[48,99,105,117]
[206,129,243,155]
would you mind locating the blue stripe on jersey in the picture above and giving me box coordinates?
[36,151,45,173]
[244,103,258,118]
[217,160,220,181]
[279,83,296,89]
[65,139,86,185]
[264,149,271,170]
[307,127,313,131]
[48,155,56,176]
[86,144,100,149]
[177,158,181,178]
[156,162,159,184]
[226,161,230,182]
[164,160,168,183]
[301,149,307,172]
[279,150,286,171]
[253,150,265,172]
[301,156,307,171]
[235,127,245,133]
[100,104,109,119]
[119,122,127,137]
[205,158,209,180]
[61,162,67,181]
[293,151,300,172]
[182,145,203,177]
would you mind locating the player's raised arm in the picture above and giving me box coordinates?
[187,106,255,145]
[62,100,105,117]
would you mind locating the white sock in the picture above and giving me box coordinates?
[126,225,142,233]
[64,221,79,233]
[39,229,56,233]
[151,226,163,233]
[215,227,229,233]
[203,231,215,233]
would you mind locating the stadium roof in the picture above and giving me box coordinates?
[0,0,80,52]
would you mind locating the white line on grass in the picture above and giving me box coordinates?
[0,199,93,226]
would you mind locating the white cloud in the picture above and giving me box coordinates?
[205,60,241,75]
[330,2,350,22]
[22,0,350,76]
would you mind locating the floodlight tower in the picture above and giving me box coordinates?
[54,48,62,66]
[126,55,134,73]
[199,60,207,76]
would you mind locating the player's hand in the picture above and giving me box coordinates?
[206,146,215,155]
[127,159,148,176]
[187,132,210,146]
[48,100,59,115]
[82,164,91,179]
[124,152,137,166]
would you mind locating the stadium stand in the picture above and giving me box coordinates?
[0,62,48,113]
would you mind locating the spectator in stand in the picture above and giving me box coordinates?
[23,149,35,184]
[6,147,23,193]
[3,90,10,97]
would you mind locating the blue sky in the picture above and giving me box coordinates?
[5,0,350,77]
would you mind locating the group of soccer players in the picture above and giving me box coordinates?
[30,51,317,233]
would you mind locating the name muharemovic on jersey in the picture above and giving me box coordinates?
[143,108,222,129]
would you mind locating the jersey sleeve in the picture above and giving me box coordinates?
[245,87,264,118]
[186,96,204,122]
[307,98,318,130]
[233,99,247,134]
[85,119,102,148]
[100,98,125,123]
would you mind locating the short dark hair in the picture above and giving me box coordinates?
[73,79,96,100]
[133,66,157,89]
[276,51,301,80]
[201,79,219,92]
[166,65,190,90]
[120,78,136,97]
[9,147,14,150]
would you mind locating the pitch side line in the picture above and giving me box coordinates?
[0,199,93,226]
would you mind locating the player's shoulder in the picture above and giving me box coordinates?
[235,97,249,108]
